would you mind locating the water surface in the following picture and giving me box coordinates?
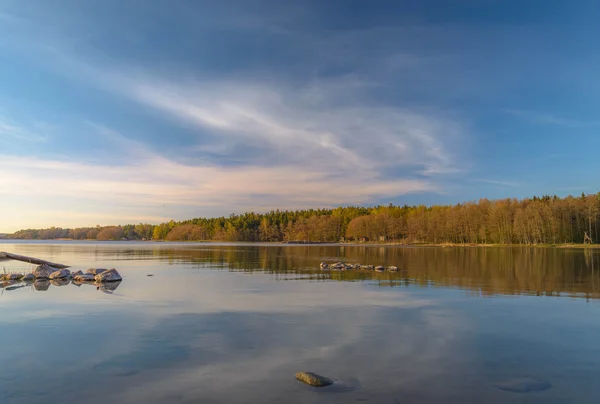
[1,242,600,403]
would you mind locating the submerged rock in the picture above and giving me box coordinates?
[34,264,57,279]
[49,268,71,279]
[95,268,122,282]
[86,268,109,275]
[494,377,551,393]
[295,372,334,387]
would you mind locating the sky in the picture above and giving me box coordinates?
[0,0,598,232]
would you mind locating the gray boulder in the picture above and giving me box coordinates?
[20,273,35,281]
[295,372,334,387]
[86,268,109,275]
[71,270,84,277]
[49,268,71,279]
[34,264,57,279]
[94,268,122,282]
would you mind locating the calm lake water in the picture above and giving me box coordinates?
[2,241,600,403]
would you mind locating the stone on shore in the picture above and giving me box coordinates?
[86,268,109,275]
[295,372,334,387]
[95,268,122,282]
[34,264,58,279]
[49,268,71,279]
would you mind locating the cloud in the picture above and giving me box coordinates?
[504,109,599,128]
[470,179,521,187]
[0,3,471,231]
[0,123,437,230]
[122,76,464,177]
[0,152,435,205]
[0,117,47,143]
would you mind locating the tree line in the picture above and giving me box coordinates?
[9,192,600,244]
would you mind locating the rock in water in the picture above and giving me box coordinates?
[387,266,398,271]
[20,273,35,281]
[74,273,95,282]
[375,266,385,272]
[95,268,122,282]
[34,264,57,279]
[295,372,334,387]
[71,270,84,277]
[49,268,71,279]
[86,268,109,275]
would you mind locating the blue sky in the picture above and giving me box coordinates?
[0,0,598,231]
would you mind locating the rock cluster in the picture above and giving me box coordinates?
[0,266,122,284]
[319,262,400,272]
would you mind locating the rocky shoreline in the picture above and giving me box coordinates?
[320,262,399,272]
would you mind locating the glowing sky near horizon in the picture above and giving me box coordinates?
[0,0,598,232]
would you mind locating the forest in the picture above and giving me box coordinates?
[9,193,600,245]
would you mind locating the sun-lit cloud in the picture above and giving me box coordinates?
[0,122,438,231]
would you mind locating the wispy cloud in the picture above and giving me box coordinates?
[470,179,521,187]
[0,117,47,143]
[505,109,599,128]
[123,76,464,176]
[0,124,437,230]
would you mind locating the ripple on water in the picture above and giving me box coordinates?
[494,377,551,393]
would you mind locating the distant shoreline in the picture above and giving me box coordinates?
[2,239,600,248]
